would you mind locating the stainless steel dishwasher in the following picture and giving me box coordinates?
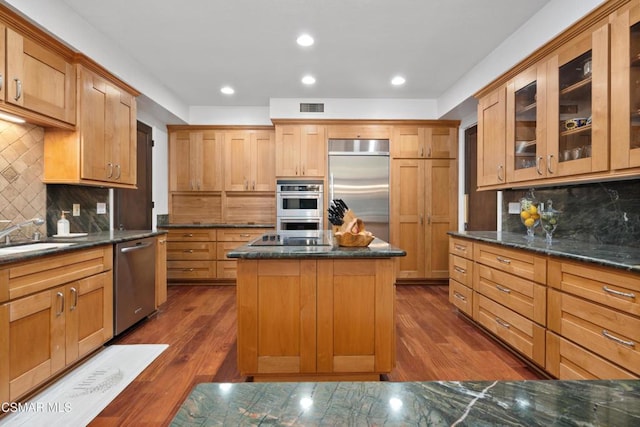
[114,237,156,335]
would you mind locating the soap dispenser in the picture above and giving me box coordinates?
[57,210,70,236]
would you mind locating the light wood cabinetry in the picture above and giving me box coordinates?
[169,130,223,192]
[225,130,275,191]
[326,124,391,140]
[391,158,457,280]
[0,246,113,402]
[275,124,326,177]
[155,235,167,308]
[448,238,474,317]
[165,227,271,282]
[237,258,395,381]
[477,87,507,187]
[392,126,457,159]
[44,64,138,188]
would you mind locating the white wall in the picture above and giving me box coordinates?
[269,98,439,120]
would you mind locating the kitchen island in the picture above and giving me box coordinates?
[172,379,640,426]
[227,232,405,381]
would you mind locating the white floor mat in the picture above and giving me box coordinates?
[0,344,168,427]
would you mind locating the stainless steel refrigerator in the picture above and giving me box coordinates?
[328,139,390,242]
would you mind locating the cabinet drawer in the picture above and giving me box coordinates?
[474,243,546,283]
[217,228,268,242]
[546,331,637,380]
[166,242,215,260]
[474,264,546,325]
[548,289,640,376]
[165,228,217,242]
[449,254,473,287]
[548,258,640,317]
[473,293,545,366]
[217,260,238,280]
[217,241,245,260]
[167,261,216,280]
[449,279,472,317]
[449,237,473,260]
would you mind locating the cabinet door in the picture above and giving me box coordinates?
[392,126,422,158]
[225,131,252,191]
[251,130,275,191]
[506,64,547,183]
[275,125,301,177]
[391,159,425,278]
[299,125,326,177]
[236,260,317,375]
[198,130,223,191]
[477,86,507,187]
[611,2,640,169]
[80,70,109,182]
[169,131,193,191]
[5,27,76,125]
[65,272,113,365]
[425,159,457,279]
[108,84,136,185]
[0,287,65,402]
[546,24,609,177]
[317,259,395,375]
[424,127,457,159]
[156,236,167,307]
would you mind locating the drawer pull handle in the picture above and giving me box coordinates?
[454,292,467,302]
[454,266,466,274]
[454,244,466,251]
[183,268,195,272]
[184,249,194,253]
[602,330,635,348]
[240,234,250,238]
[495,317,510,329]
[183,233,194,237]
[496,256,511,265]
[603,286,636,300]
[496,285,511,294]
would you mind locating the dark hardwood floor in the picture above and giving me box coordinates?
[89,285,543,426]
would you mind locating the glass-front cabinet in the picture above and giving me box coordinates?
[546,23,609,178]
[611,1,640,170]
[506,65,546,183]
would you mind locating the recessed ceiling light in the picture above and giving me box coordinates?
[301,75,316,85]
[296,34,314,47]
[220,86,235,95]
[391,76,406,86]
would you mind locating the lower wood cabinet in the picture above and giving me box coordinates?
[155,235,167,307]
[237,258,395,381]
[0,246,113,402]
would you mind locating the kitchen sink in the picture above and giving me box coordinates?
[0,242,73,255]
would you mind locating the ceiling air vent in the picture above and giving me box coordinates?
[300,103,324,113]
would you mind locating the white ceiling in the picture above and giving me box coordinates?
[56,0,551,108]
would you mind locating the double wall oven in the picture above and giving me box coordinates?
[276,180,324,233]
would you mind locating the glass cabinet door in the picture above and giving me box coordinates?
[506,65,546,183]
[547,24,609,177]
[611,2,640,169]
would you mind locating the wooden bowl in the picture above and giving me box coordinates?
[334,232,374,247]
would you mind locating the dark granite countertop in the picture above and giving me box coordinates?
[171,380,640,426]
[450,231,640,273]
[0,230,166,265]
[158,223,275,229]
[227,233,406,259]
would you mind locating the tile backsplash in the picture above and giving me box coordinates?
[46,185,109,236]
[502,180,640,248]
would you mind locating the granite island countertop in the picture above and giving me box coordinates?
[227,232,406,259]
[449,231,640,273]
[171,380,640,426]
[0,230,166,265]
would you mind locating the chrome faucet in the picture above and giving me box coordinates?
[0,218,45,244]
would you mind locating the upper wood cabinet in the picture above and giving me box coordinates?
[169,130,223,192]
[611,0,640,170]
[275,124,326,177]
[225,130,275,191]
[392,126,457,159]
[0,22,76,127]
[477,86,507,187]
[43,65,138,188]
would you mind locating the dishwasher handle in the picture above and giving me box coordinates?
[120,241,153,253]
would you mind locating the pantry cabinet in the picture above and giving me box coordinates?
[611,0,640,170]
[169,130,223,192]
[275,124,326,178]
[391,125,457,159]
[224,130,275,192]
[44,64,138,188]
[391,158,457,280]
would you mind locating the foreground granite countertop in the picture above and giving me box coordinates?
[171,380,640,426]
[158,223,275,229]
[0,230,166,265]
[450,231,640,273]
[227,234,406,259]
